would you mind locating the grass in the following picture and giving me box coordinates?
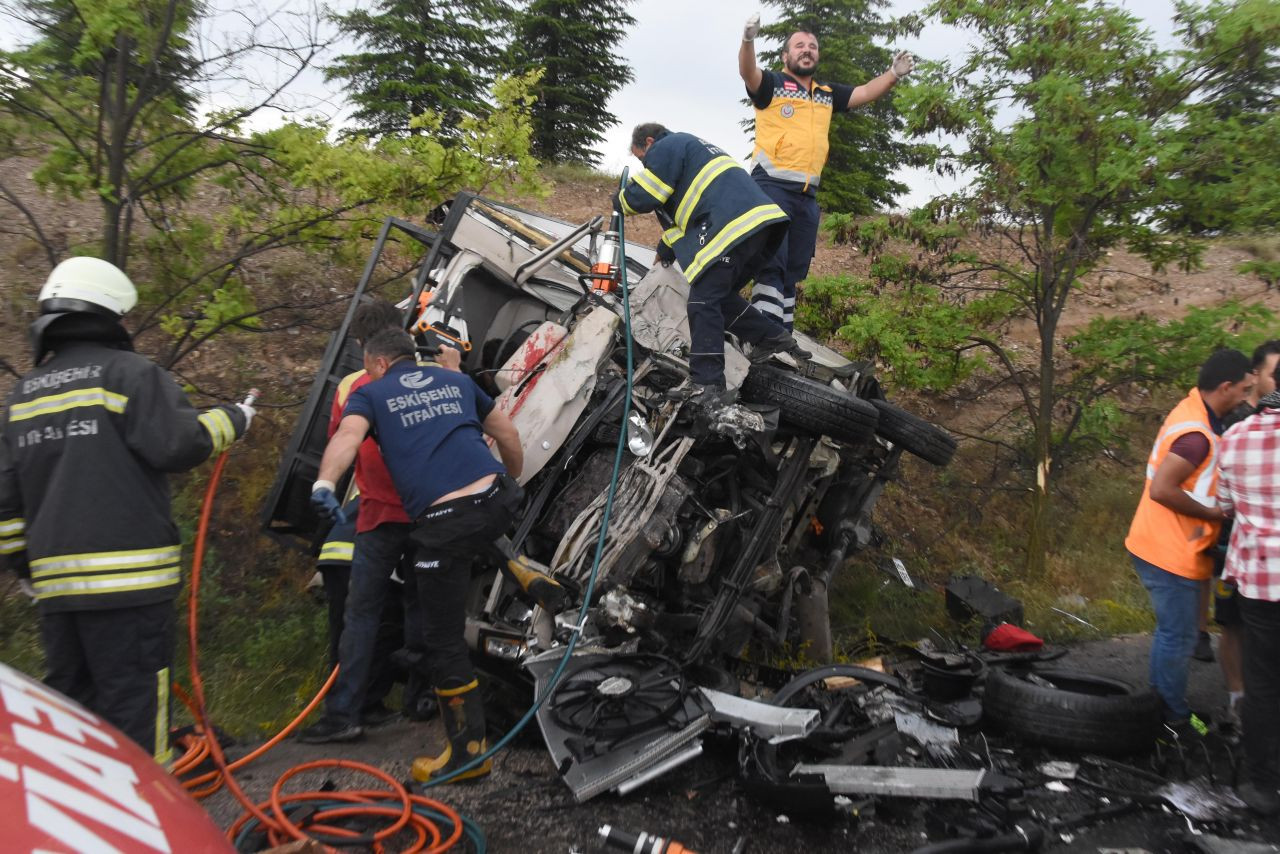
[541,161,618,185]
[829,421,1160,654]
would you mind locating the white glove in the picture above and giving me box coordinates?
[236,402,256,432]
[889,50,915,80]
[743,13,761,42]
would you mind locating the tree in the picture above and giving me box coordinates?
[507,0,636,164]
[753,0,925,214]
[820,0,1279,574]
[0,0,541,370]
[325,0,510,139]
[1154,0,1280,234]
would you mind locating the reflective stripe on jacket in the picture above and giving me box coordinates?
[1125,388,1222,579]
[616,131,788,283]
[0,340,246,612]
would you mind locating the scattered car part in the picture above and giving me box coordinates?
[921,655,987,702]
[983,667,1161,754]
[910,821,1045,854]
[946,576,1026,632]
[771,663,913,705]
[790,765,1019,802]
[868,398,958,466]
[740,363,879,444]
[549,654,686,737]
[1155,780,1246,822]
[599,824,698,854]
[700,688,819,742]
[525,649,712,803]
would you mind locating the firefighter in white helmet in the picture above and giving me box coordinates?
[0,257,253,762]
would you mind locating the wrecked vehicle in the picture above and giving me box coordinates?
[262,193,956,799]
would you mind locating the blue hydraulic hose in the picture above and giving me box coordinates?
[419,168,638,787]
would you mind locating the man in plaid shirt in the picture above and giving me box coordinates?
[1218,357,1280,816]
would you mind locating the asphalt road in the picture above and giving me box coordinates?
[198,634,1280,853]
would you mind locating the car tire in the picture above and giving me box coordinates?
[740,365,878,444]
[983,667,1162,755]
[868,399,957,466]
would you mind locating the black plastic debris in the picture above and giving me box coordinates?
[945,576,1024,632]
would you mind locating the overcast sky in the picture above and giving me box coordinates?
[598,0,1180,208]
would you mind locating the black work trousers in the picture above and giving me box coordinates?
[40,601,174,761]
[687,229,789,386]
[1240,595,1280,789]
[410,475,519,691]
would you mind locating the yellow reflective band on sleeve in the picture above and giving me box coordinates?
[0,538,27,554]
[0,518,25,553]
[319,541,354,563]
[198,408,236,453]
[633,169,674,204]
[684,204,789,283]
[32,568,182,599]
[155,667,170,764]
[661,228,682,247]
[9,388,127,422]
[617,188,641,216]
[674,156,739,231]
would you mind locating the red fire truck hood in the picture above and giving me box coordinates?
[0,661,231,853]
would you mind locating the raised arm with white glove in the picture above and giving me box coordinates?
[889,50,915,80]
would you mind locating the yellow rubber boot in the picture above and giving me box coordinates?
[411,679,492,784]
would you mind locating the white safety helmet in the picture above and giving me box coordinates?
[38,256,138,317]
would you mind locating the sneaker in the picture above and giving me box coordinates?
[360,702,400,728]
[749,334,812,364]
[1192,631,1215,662]
[1162,713,1209,742]
[297,716,363,744]
[1237,782,1280,816]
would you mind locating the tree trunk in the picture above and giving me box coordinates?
[101,32,130,268]
[1026,272,1058,577]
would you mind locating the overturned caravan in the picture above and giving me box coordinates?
[263,194,956,801]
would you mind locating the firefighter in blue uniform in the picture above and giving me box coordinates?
[617,123,810,411]
[311,327,524,783]
[0,257,252,761]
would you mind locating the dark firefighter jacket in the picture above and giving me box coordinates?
[616,131,788,284]
[0,335,247,613]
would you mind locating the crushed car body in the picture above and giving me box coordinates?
[262,193,959,802]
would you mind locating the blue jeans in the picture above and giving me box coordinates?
[750,182,819,330]
[1132,552,1202,721]
[325,522,414,724]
